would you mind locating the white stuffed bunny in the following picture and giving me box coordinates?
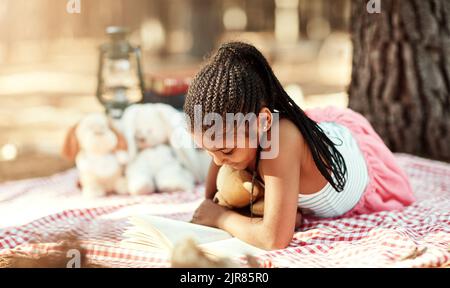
[119,103,210,195]
[62,113,129,198]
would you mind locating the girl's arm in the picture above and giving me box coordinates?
[217,121,303,250]
[204,160,221,200]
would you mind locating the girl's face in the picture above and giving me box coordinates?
[194,135,258,170]
[191,108,272,170]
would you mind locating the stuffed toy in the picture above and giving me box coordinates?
[213,165,265,216]
[171,237,259,268]
[62,113,129,198]
[0,237,106,268]
[119,103,210,195]
[124,144,195,194]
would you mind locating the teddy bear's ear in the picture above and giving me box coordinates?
[213,192,233,208]
[242,181,262,199]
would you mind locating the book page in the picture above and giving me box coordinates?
[200,237,266,258]
[127,215,233,248]
[122,227,169,250]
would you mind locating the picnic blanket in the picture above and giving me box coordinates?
[0,154,449,267]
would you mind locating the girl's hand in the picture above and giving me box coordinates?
[191,199,229,228]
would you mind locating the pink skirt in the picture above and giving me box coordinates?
[305,106,416,217]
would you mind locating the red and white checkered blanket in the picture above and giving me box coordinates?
[0,154,449,267]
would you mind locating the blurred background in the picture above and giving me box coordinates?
[0,0,352,181]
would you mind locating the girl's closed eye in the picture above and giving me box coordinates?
[222,148,234,155]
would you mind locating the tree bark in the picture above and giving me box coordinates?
[348,0,450,161]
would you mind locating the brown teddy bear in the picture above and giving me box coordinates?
[213,165,265,216]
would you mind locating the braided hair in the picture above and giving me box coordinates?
[184,41,347,192]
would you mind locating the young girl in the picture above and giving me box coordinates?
[183,42,415,250]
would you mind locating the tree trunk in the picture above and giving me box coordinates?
[348,0,450,162]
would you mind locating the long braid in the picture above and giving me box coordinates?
[184,41,347,192]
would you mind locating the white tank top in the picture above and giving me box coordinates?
[297,122,369,218]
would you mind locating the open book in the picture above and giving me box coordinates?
[120,215,265,258]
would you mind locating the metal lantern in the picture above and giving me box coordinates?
[96,26,145,118]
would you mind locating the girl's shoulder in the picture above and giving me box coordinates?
[257,117,305,179]
[277,118,305,145]
[261,117,306,164]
